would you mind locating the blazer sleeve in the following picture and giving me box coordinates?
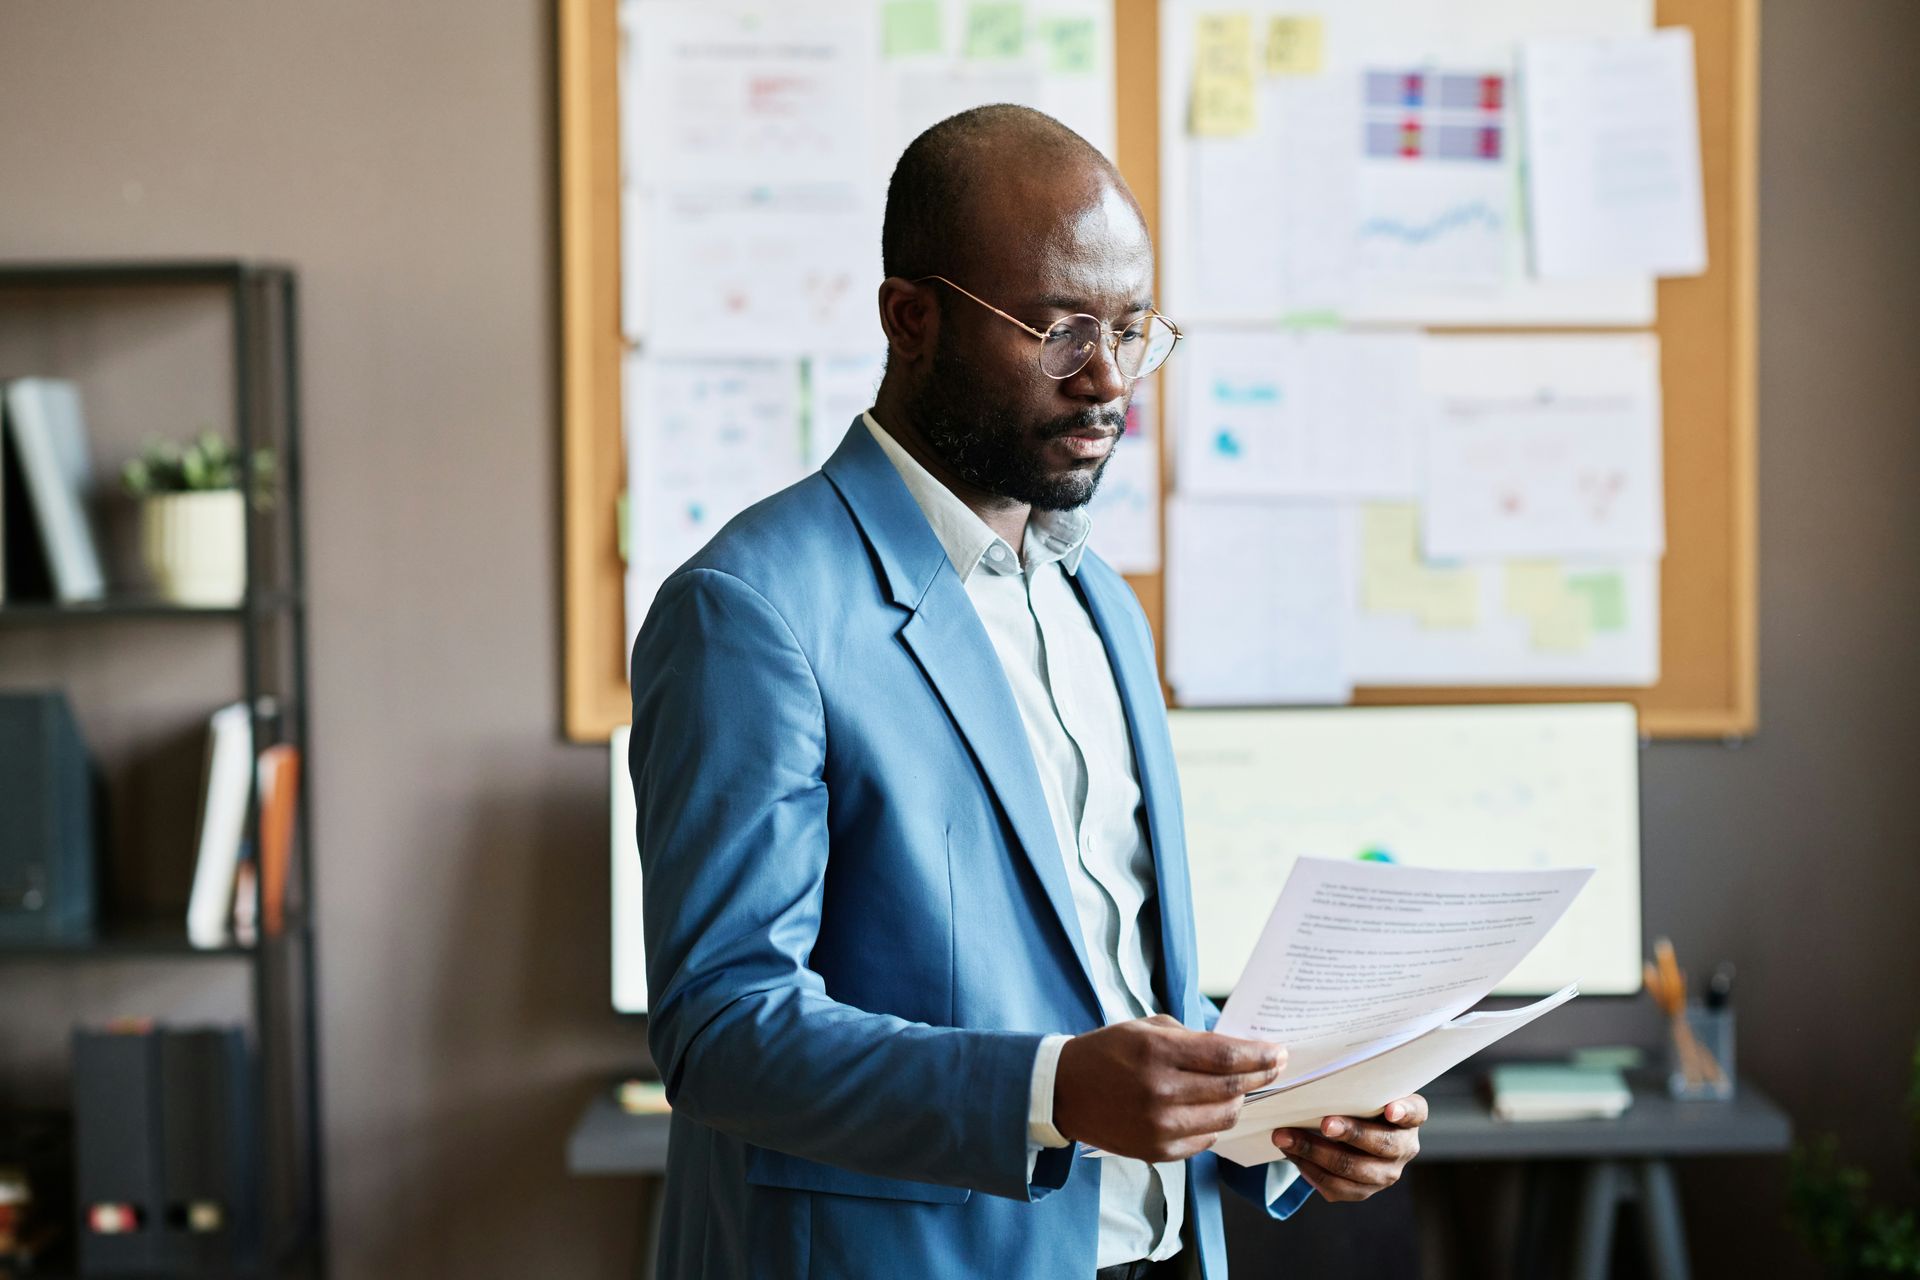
[631,567,1055,1202]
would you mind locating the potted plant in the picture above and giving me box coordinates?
[1788,1034,1920,1276]
[120,430,276,606]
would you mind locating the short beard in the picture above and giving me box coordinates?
[904,333,1125,512]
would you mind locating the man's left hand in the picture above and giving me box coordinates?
[1271,1093,1427,1202]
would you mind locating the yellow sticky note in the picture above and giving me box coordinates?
[1190,13,1257,137]
[1263,15,1323,75]
[1504,561,1566,619]
[1530,588,1594,652]
[1360,504,1418,566]
[1414,574,1479,629]
[1360,504,1424,612]
[1360,504,1477,626]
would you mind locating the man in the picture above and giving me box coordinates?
[630,105,1425,1279]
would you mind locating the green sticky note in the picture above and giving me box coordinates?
[883,0,942,58]
[1568,571,1629,631]
[1038,16,1097,74]
[966,2,1026,60]
[1277,308,1345,330]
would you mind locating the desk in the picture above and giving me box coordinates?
[566,1074,1792,1280]
[567,1093,670,1280]
[1415,1071,1792,1280]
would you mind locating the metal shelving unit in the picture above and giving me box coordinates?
[0,261,326,1279]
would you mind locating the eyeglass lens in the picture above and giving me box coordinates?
[1040,314,1177,380]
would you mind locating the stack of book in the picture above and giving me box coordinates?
[187,701,301,949]
[1488,1062,1633,1122]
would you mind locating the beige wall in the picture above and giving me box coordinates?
[1,2,1917,1277]
[0,3,641,1276]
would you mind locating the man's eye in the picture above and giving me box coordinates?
[1119,328,1145,344]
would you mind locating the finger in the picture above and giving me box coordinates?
[1272,1129,1402,1187]
[1163,1064,1281,1104]
[1381,1094,1429,1127]
[1159,1131,1220,1162]
[1156,1100,1245,1143]
[1131,1104,1240,1162]
[1319,1116,1418,1161]
[1293,1159,1376,1204]
[1173,1031,1287,1076]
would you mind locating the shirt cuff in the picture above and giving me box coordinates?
[1266,1158,1312,1218]
[1027,1034,1074,1149]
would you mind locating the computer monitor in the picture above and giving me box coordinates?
[611,724,647,1014]
[1168,702,1643,999]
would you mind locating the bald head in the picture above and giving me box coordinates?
[881,104,1137,285]
[871,105,1156,518]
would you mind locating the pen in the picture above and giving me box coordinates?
[1706,962,1736,1011]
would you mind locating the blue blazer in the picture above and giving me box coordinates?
[629,421,1303,1278]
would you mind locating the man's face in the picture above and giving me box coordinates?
[906,177,1155,511]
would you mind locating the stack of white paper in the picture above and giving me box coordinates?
[1102,857,1593,1167]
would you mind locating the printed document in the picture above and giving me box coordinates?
[1207,857,1590,1165]
[1520,28,1708,279]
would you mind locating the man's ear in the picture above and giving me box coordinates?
[878,277,937,368]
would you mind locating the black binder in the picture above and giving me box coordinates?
[74,1025,258,1275]
[0,688,100,943]
[73,1029,165,1274]
[157,1028,257,1271]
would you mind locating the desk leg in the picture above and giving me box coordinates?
[1572,1159,1620,1280]
[1633,1159,1690,1280]
[633,1174,665,1280]
[1510,1162,1560,1280]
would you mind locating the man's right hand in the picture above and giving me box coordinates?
[1052,1015,1287,1163]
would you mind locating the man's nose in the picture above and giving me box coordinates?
[1061,333,1130,403]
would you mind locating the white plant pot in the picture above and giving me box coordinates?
[141,490,246,606]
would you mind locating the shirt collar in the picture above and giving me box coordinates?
[863,412,1089,581]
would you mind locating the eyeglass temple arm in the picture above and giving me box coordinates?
[913,275,1052,341]
[917,273,1183,352]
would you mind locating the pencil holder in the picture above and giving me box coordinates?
[1666,1002,1735,1100]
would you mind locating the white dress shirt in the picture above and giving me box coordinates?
[864,413,1185,1267]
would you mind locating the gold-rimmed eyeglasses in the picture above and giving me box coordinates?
[914,274,1182,382]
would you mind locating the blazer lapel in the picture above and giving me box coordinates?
[899,583,1103,1014]
[1074,564,1197,1022]
[825,421,1104,1021]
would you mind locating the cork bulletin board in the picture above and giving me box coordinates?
[560,0,1756,742]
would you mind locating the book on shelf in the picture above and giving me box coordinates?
[257,743,300,935]
[1,377,107,605]
[229,744,300,943]
[186,703,251,949]
[188,701,300,948]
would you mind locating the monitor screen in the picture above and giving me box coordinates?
[1169,702,1642,998]
[611,724,648,1014]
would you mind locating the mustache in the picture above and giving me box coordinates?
[1040,407,1128,438]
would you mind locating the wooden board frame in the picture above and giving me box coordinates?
[561,0,1756,743]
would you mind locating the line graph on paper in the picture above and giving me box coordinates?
[1353,63,1514,289]
[1354,178,1509,284]
[1359,199,1503,247]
